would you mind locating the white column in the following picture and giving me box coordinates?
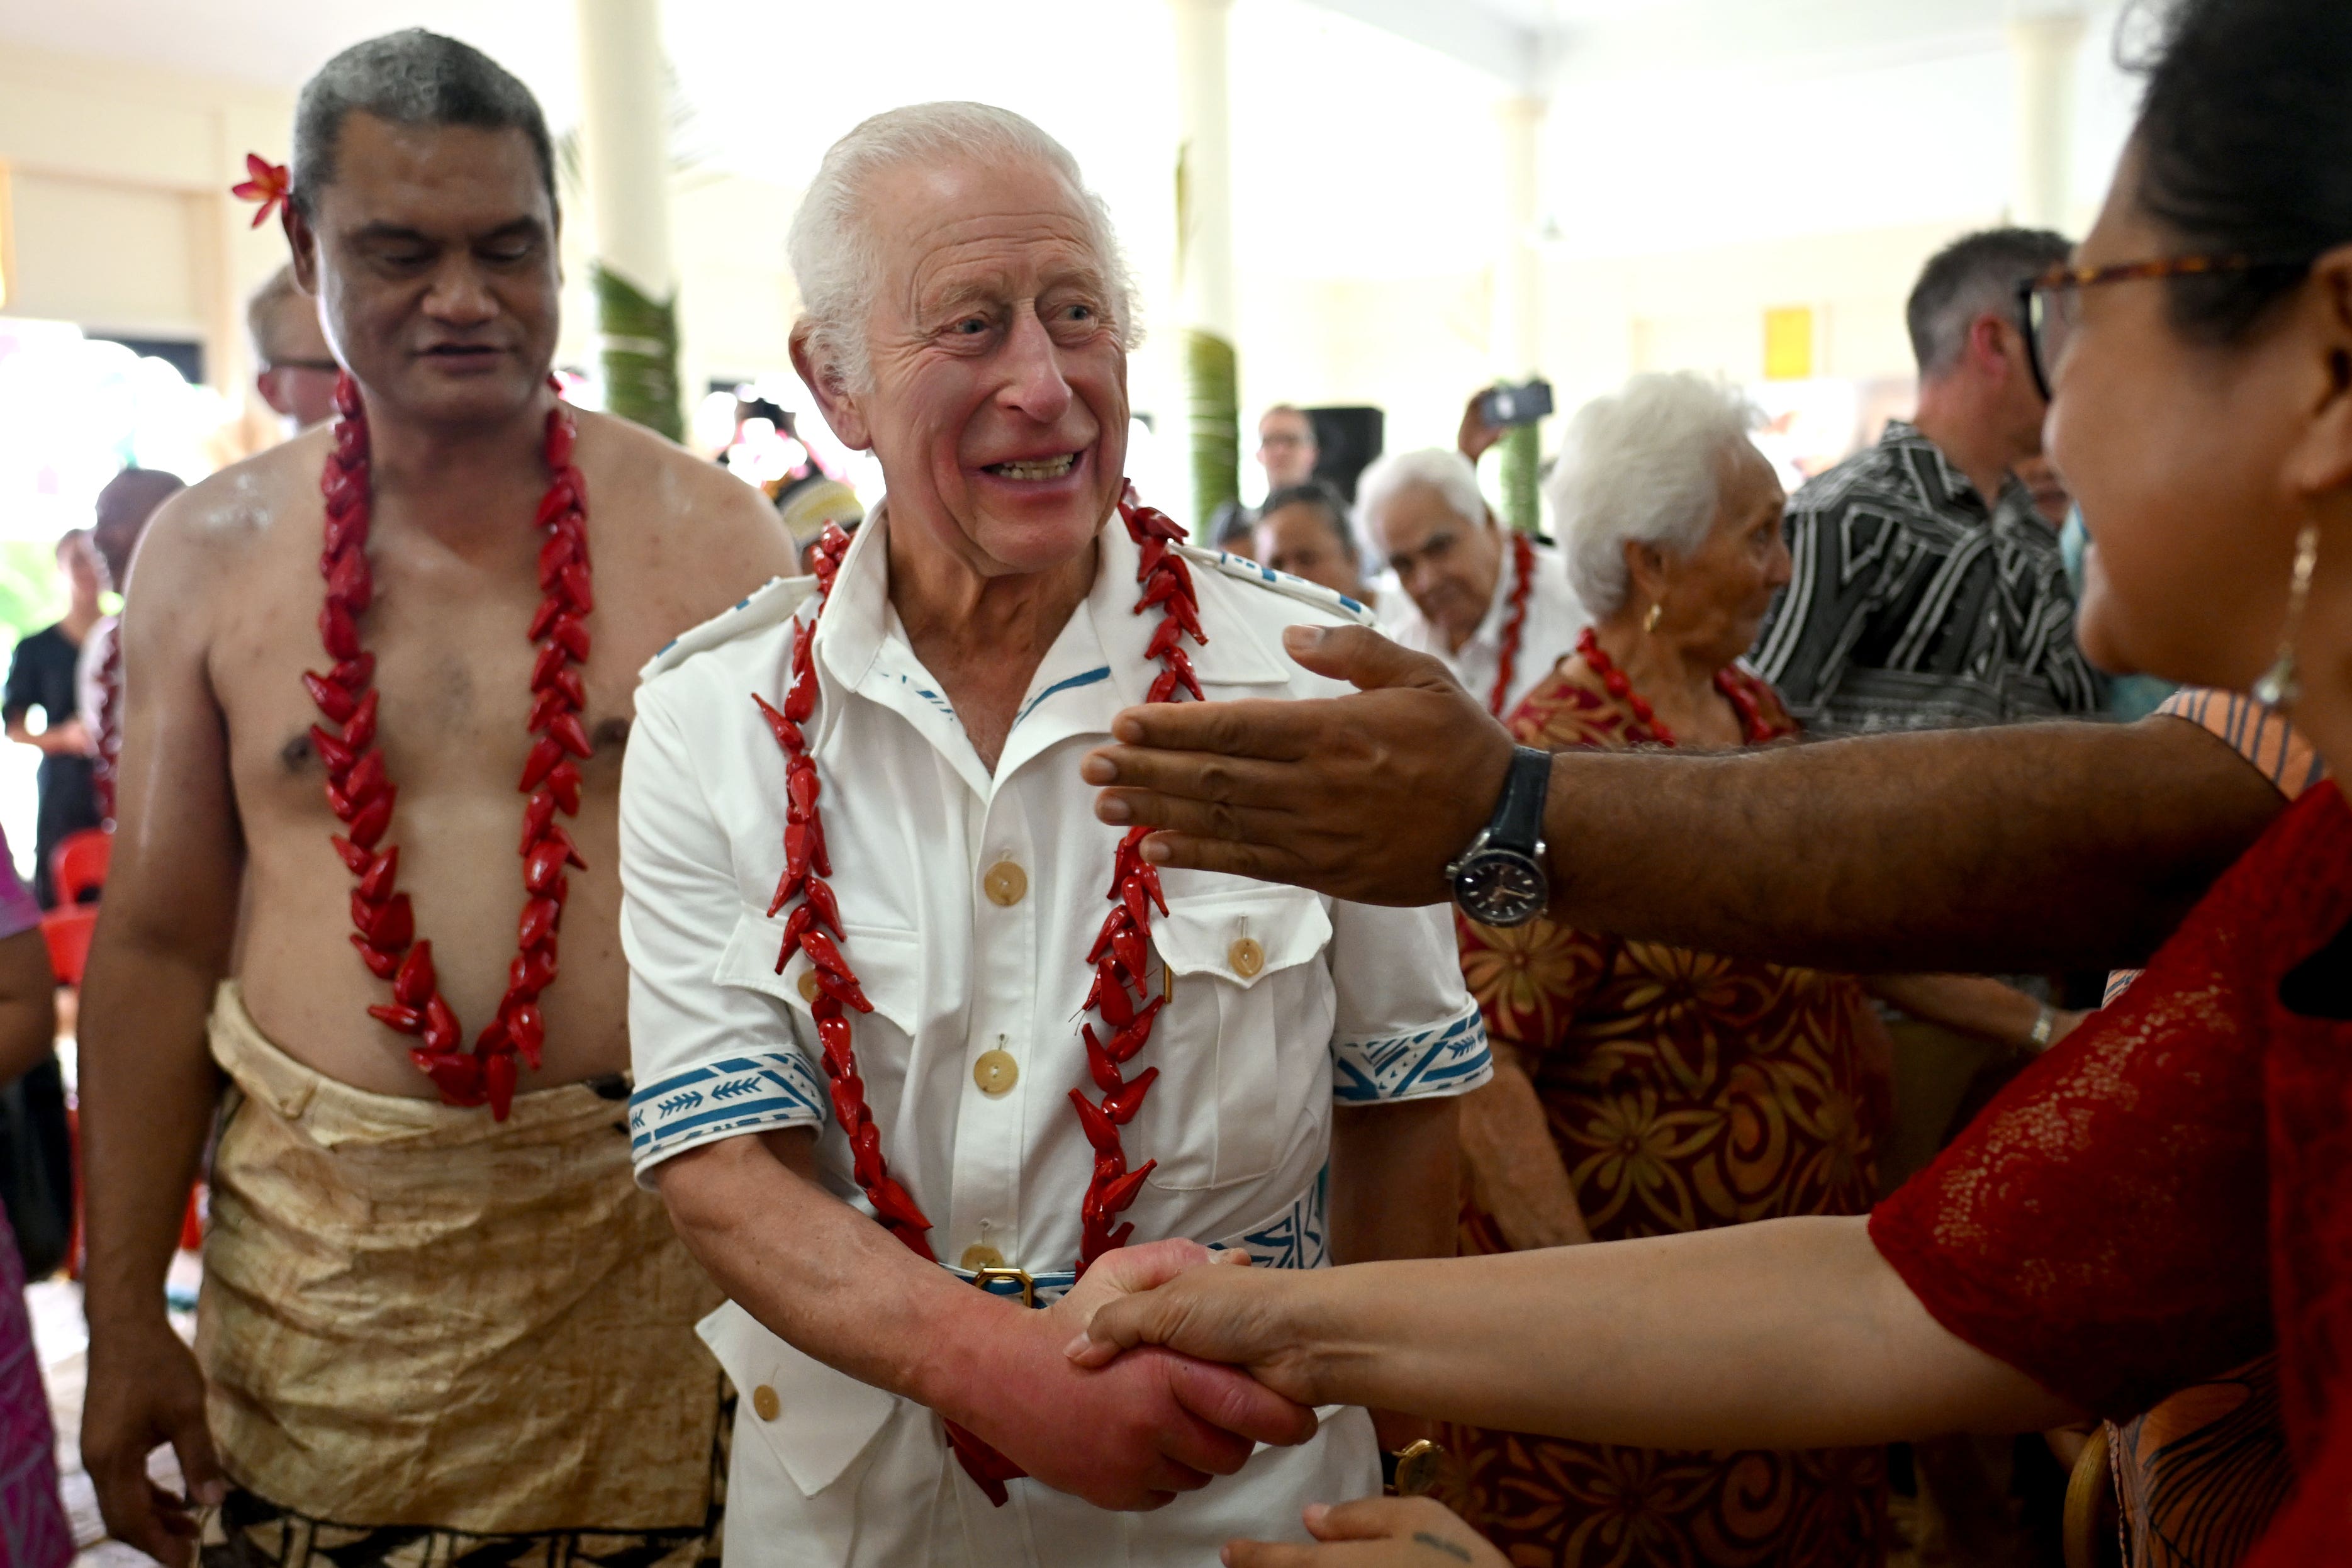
[1171,0,1239,533]
[2008,9,2086,232]
[576,0,676,301]
[1494,94,1547,379]
[1172,0,1237,346]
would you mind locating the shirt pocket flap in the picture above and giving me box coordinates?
[1151,888,1331,990]
[712,902,921,1036]
[698,1301,897,1498]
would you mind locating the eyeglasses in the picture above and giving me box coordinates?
[266,358,341,374]
[2017,254,2312,401]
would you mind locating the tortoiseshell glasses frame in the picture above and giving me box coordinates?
[2017,254,2314,400]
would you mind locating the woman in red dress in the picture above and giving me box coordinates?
[1075,2,2352,1563]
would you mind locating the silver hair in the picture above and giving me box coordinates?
[1546,372,1761,619]
[1353,448,1486,564]
[245,264,305,361]
[291,30,554,218]
[787,102,1140,395]
[1905,226,2070,378]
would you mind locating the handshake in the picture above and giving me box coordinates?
[955,1238,1503,1567]
[943,1238,1319,1514]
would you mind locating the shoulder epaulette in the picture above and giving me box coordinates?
[1173,543,1375,627]
[639,574,815,684]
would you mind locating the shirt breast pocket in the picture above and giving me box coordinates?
[1143,888,1332,1192]
[710,903,924,1048]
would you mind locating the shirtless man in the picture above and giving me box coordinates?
[76,31,791,1567]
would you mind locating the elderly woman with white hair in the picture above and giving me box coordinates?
[1439,371,1903,1565]
[1357,447,1586,717]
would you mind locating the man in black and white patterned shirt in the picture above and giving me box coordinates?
[1752,228,2101,732]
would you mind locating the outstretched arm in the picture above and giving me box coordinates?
[1073,1214,2078,1452]
[655,1131,1317,1511]
[1082,625,2282,973]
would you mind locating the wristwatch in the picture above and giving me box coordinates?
[1382,1438,1446,1497]
[1446,746,1552,927]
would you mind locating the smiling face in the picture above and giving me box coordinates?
[2051,145,2346,691]
[1370,483,1503,649]
[289,111,559,428]
[802,155,1128,581]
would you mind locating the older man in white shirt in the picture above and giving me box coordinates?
[1358,448,1585,718]
[620,103,1489,1567]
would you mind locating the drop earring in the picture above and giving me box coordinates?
[1644,600,1664,634]
[2252,524,2321,710]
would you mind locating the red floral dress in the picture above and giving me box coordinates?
[1445,661,1895,1567]
[1870,780,2352,1568]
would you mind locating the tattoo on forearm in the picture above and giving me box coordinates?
[1413,1533,1474,1562]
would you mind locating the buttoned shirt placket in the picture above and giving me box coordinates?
[824,584,1131,1283]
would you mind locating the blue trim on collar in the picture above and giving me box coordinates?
[1014,665,1113,729]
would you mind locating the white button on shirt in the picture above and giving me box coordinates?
[1384,533,1586,719]
[620,512,1491,1567]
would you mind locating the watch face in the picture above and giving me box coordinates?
[1456,851,1548,927]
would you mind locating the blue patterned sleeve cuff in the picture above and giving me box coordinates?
[629,1051,827,1179]
[1330,1000,1493,1104]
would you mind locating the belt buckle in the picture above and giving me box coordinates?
[970,1265,1036,1308]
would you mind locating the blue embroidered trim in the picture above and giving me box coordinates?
[1330,1003,1493,1104]
[1015,665,1112,728]
[936,1175,1331,1308]
[629,1052,826,1163]
[1232,1169,1329,1272]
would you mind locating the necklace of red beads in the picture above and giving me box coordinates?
[305,372,591,1121]
[1485,530,1537,718]
[753,495,1201,1505]
[1576,624,1777,748]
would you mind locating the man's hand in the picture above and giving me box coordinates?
[82,1317,225,1567]
[1226,1498,1511,1567]
[1082,625,1511,906]
[951,1240,1318,1511]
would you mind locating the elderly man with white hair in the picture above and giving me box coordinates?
[1357,447,1586,719]
[620,102,1490,1566]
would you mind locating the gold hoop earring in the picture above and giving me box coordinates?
[2252,524,2321,711]
[1643,600,1664,634]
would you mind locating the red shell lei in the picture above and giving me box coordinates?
[232,153,291,229]
[308,371,593,1119]
[1575,625,1777,748]
[754,493,1201,1506]
[1486,529,1537,718]
[94,630,122,826]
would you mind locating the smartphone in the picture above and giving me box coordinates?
[1478,379,1555,428]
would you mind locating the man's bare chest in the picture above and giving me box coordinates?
[210,526,663,815]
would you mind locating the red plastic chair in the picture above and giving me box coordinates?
[51,828,110,907]
[40,907,96,987]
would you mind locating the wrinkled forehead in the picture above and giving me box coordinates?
[314,112,552,238]
[1372,480,1477,545]
[864,155,1109,319]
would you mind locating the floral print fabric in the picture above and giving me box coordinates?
[1443,661,1894,1567]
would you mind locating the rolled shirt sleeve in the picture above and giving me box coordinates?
[1326,899,1492,1104]
[620,682,826,1185]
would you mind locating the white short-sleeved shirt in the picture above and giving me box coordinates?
[620,511,1489,1567]
[1382,534,1585,719]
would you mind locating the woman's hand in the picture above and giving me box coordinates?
[1224,1498,1509,1567]
[1067,1254,1323,1408]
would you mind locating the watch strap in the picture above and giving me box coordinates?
[1489,746,1552,854]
